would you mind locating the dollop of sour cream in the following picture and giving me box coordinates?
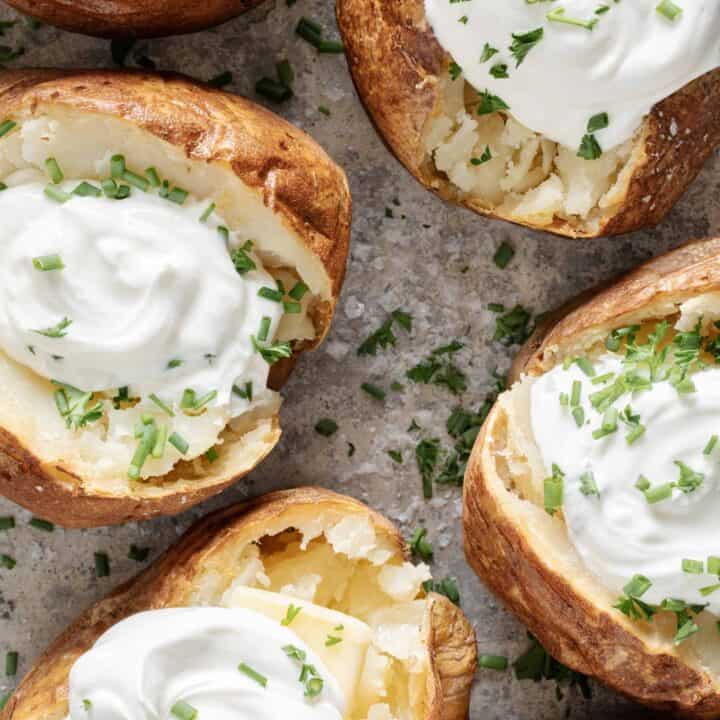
[66,608,345,720]
[531,355,720,613]
[0,183,283,413]
[424,0,720,150]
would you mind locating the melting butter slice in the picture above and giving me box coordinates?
[226,586,373,706]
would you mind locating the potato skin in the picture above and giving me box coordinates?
[2,488,477,720]
[464,238,720,717]
[0,69,351,527]
[3,0,264,38]
[336,0,720,239]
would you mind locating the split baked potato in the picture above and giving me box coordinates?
[0,69,350,527]
[2,0,263,38]
[2,487,477,720]
[464,237,720,717]
[336,0,720,238]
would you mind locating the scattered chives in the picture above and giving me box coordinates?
[32,254,64,272]
[478,654,508,671]
[28,517,54,531]
[238,662,268,688]
[94,552,110,578]
[169,432,189,454]
[5,651,17,676]
[44,157,64,184]
[171,700,197,720]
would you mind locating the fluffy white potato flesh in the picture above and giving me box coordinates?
[423,75,635,231]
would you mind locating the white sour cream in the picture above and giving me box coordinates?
[531,356,720,613]
[66,607,345,720]
[0,183,283,414]
[424,0,720,150]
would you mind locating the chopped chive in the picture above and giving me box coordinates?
[5,651,17,676]
[152,424,168,458]
[110,154,126,179]
[122,169,149,192]
[82,699,92,711]
[547,7,598,30]
[0,517,14,531]
[127,422,157,479]
[168,432,189,454]
[32,254,64,272]
[579,471,599,497]
[72,181,102,197]
[258,286,284,302]
[709,556,720,575]
[199,202,215,222]
[171,700,197,720]
[283,300,302,314]
[0,692,9,711]
[233,381,253,401]
[656,0,682,21]
[572,406,584,427]
[570,380,581,406]
[145,167,161,187]
[149,393,174,417]
[167,358,182,369]
[0,119,17,138]
[208,70,233,88]
[591,372,614,385]
[575,358,595,377]
[281,604,302,626]
[361,382,385,400]
[704,435,718,455]
[325,635,342,647]
[44,157,64,184]
[128,544,150,562]
[493,242,514,269]
[0,554,15,569]
[682,558,704,574]
[478,654,508,671]
[238,662,268,687]
[587,112,609,133]
[645,483,673,504]
[257,316,271,342]
[288,281,309,300]
[28,517,54,531]
[592,407,618,439]
[166,187,188,205]
[559,392,568,407]
[94,552,110,577]
[623,574,651,598]
[43,184,71,203]
[193,390,217,409]
[315,418,338,437]
[204,447,219,463]
[283,644,307,661]
[700,584,720,597]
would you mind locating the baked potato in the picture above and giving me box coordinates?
[336,0,720,238]
[0,69,350,527]
[464,237,720,717]
[2,487,477,720]
[2,0,264,38]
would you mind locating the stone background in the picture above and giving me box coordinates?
[0,1,717,718]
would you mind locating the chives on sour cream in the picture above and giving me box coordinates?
[424,0,720,151]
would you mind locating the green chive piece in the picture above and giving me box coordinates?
[571,406,584,427]
[94,552,110,578]
[708,556,720,576]
[29,517,54,531]
[579,471,599,497]
[493,242,514,269]
[110,154,126,179]
[361,382,385,401]
[283,300,302,314]
[682,558,704,574]
[0,692,10,711]
[656,0,683,21]
[171,700,197,720]
[635,475,651,492]
[325,635,342,647]
[168,432,189,454]
[44,157,64,184]
[0,554,15,569]
[478,654,508,671]
[5,651,17,676]
[82,699,92,711]
[145,167,161,187]
[623,574,651,598]
[199,202,216,222]
[149,393,174,417]
[128,544,150,562]
[0,517,14,531]
[587,112,609,133]
[0,119,17,138]
[258,286,284,302]
[152,424,168,458]
[570,380,581,406]
[238,662,268,687]
[543,464,564,516]
[32,254,64,272]
[645,483,674,504]
[315,418,338,437]
[233,381,253,401]
[128,422,157,479]
[281,604,302,626]
[592,407,618,440]
[43,184,71,203]
[700,584,720,597]
[122,169,149,192]
[257,316,271,342]
[72,181,102,197]
[704,435,718,455]
[204,446,219,463]
[559,392,569,407]
[575,358,595,377]
[288,281,309,300]
[166,187,188,205]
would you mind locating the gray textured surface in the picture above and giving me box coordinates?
[0,1,717,718]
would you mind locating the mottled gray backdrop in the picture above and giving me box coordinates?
[0,1,716,718]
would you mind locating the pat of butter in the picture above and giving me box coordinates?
[226,586,373,706]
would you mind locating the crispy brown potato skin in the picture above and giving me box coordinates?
[2,488,477,720]
[336,0,720,238]
[3,0,264,37]
[0,70,351,527]
[464,238,720,717]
